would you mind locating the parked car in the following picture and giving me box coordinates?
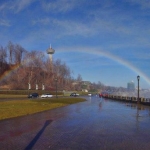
[41,93,53,98]
[88,93,92,96]
[70,93,79,97]
[28,93,39,98]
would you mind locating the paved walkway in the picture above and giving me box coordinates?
[1,96,150,150]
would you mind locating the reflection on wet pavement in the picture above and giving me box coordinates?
[0,96,150,150]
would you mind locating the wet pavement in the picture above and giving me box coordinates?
[1,96,150,150]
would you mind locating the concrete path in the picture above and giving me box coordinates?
[1,96,150,150]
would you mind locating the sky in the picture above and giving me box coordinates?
[1,0,150,89]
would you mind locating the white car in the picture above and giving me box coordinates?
[41,94,53,98]
[88,93,92,96]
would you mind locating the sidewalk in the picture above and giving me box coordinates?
[1,97,150,150]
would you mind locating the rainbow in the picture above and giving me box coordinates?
[1,47,150,87]
[58,47,150,86]
[0,55,35,82]
[0,64,21,82]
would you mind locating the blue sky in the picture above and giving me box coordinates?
[1,0,150,88]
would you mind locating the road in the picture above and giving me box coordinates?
[0,96,150,150]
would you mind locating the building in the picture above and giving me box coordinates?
[127,81,135,91]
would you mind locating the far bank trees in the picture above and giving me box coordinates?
[0,42,79,90]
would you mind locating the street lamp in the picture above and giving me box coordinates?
[137,75,140,104]
[55,78,58,98]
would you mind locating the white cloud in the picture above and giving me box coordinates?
[15,0,35,13]
[32,18,51,25]
[52,19,96,37]
[42,0,80,13]
[0,3,8,11]
[126,0,150,9]
[32,16,96,37]
[0,0,36,13]
[0,19,10,27]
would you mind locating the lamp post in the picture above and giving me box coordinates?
[137,75,140,104]
[55,78,58,98]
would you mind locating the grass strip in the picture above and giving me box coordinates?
[0,94,27,98]
[0,97,86,120]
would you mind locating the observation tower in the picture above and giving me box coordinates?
[46,44,55,63]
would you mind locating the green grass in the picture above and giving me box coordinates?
[0,97,86,120]
[0,94,26,98]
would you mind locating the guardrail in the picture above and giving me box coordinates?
[101,94,150,106]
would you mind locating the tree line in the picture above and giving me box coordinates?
[0,41,121,92]
[0,41,82,90]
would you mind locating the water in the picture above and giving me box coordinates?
[0,96,150,150]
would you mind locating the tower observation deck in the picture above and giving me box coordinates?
[46,45,55,63]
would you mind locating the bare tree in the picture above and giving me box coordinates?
[7,41,15,65]
[14,44,26,64]
[22,51,45,89]
[0,46,7,71]
[77,74,82,82]
[53,59,72,90]
[1,42,76,90]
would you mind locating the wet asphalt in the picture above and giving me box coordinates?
[0,96,150,150]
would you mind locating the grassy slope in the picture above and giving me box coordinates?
[0,97,86,120]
